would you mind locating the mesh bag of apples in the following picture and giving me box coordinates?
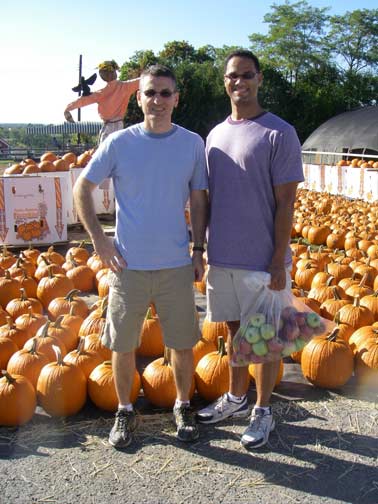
[231,276,334,366]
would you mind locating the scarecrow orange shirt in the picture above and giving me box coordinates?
[66,78,139,122]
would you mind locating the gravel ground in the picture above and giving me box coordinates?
[0,227,377,504]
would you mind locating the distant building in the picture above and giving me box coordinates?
[0,138,10,154]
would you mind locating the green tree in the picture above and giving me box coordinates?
[327,9,378,74]
[248,0,329,84]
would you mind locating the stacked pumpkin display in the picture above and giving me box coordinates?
[3,149,95,176]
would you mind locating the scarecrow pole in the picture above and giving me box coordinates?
[77,54,82,145]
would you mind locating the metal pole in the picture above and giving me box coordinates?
[78,54,82,145]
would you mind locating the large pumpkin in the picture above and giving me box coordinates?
[88,360,141,411]
[63,338,102,379]
[36,267,75,309]
[142,349,195,408]
[37,345,87,416]
[7,337,49,390]
[0,371,36,426]
[301,328,354,389]
[195,336,230,401]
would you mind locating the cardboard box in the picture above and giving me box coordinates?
[0,175,67,246]
[363,169,378,202]
[69,168,115,223]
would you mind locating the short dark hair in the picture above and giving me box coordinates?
[224,50,260,72]
[141,64,177,89]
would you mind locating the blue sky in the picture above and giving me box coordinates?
[1,0,377,124]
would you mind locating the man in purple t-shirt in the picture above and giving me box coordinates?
[197,50,304,450]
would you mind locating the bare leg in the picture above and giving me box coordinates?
[170,348,194,401]
[112,351,136,404]
[253,360,281,407]
[227,321,250,397]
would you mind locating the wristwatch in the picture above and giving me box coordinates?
[192,242,206,253]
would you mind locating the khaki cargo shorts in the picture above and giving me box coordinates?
[206,265,291,325]
[102,264,200,352]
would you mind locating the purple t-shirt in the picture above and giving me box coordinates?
[206,112,304,271]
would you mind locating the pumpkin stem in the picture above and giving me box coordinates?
[40,321,51,338]
[54,315,65,327]
[217,336,227,357]
[1,370,16,383]
[65,289,80,301]
[29,337,38,355]
[76,337,85,354]
[52,344,64,365]
[150,303,157,318]
[326,327,340,342]
[163,347,171,366]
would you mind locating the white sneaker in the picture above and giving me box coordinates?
[240,406,275,449]
[196,393,250,424]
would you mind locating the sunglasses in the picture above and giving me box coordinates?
[142,89,175,98]
[224,71,259,81]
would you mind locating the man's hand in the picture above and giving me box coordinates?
[267,265,287,291]
[192,251,205,282]
[64,110,75,123]
[93,235,127,272]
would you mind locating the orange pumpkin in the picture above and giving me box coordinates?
[0,371,36,426]
[137,305,164,358]
[195,336,230,401]
[142,349,195,408]
[7,338,49,390]
[88,360,141,411]
[301,328,354,389]
[37,345,87,416]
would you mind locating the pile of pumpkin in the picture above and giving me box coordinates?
[4,149,94,176]
[337,158,378,168]
[0,242,262,426]
[288,189,378,389]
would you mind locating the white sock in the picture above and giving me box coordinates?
[227,392,246,403]
[118,403,133,412]
[175,399,190,408]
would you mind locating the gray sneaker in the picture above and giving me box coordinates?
[240,407,275,449]
[173,404,199,442]
[108,409,138,448]
[196,393,250,424]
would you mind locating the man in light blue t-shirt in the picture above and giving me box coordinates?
[74,64,208,449]
[197,50,304,450]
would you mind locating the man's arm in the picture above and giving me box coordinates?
[189,189,209,282]
[73,175,126,272]
[268,181,298,290]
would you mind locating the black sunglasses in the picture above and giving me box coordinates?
[224,71,259,81]
[142,89,175,98]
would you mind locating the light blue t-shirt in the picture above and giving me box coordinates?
[82,123,208,270]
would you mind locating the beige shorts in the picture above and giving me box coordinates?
[206,265,291,325]
[102,265,200,352]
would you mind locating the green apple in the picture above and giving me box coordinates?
[260,323,276,340]
[306,312,321,328]
[252,340,268,356]
[244,326,261,344]
[249,313,266,328]
[280,341,297,357]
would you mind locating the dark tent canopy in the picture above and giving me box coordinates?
[302,105,378,164]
